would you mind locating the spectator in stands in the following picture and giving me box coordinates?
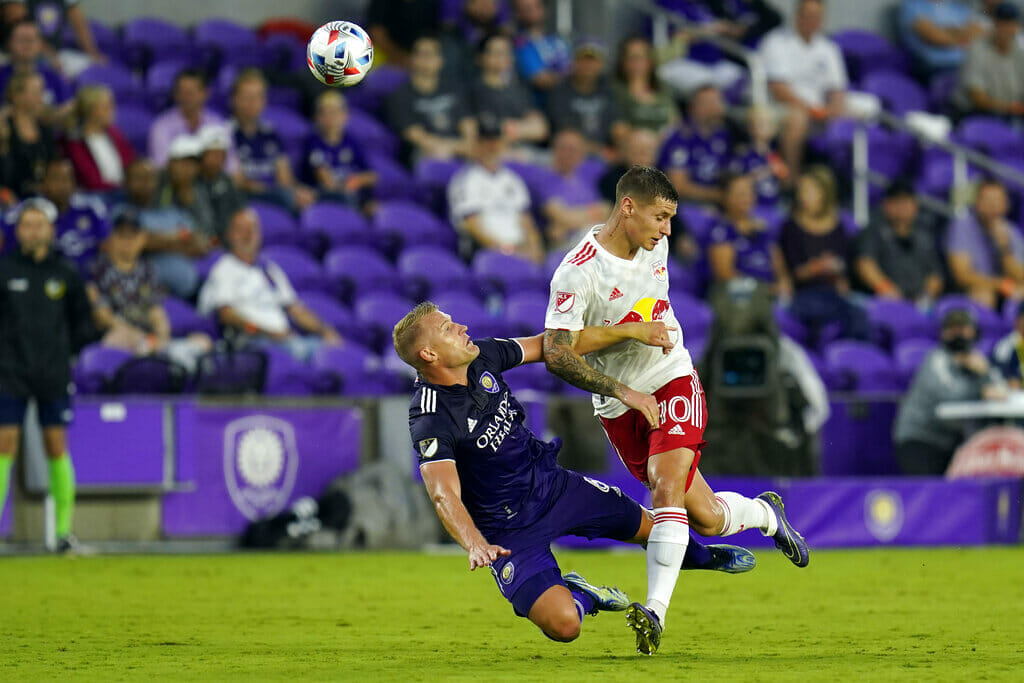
[992,301,1024,387]
[511,0,571,97]
[471,32,548,146]
[540,128,611,250]
[124,156,204,299]
[899,0,984,75]
[0,71,57,199]
[956,2,1024,118]
[598,127,659,203]
[158,133,216,243]
[303,90,377,210]
[367,0,441,68]
[729,106,785,209]
[947,178,1024,308]
[612,35,678,136]
[779,165,868,344]
[386,34,476,166]
[38,158,109,274]
[654,3,747,98]
[198,207,342,361]
[195,125,244,241]
[88,207,212,371]
[148,69,226,169]
[0,20,68,107]
[546,38,628,153]
[1,0,105,76]
[894,308,1006,474]
[442,0,511,82]
[61,84,134,193]
[708,172,790,296]
[446,117,543,263]
[703,0,783,47]
[229,69,315,211]
[658,84,731,205]
[760,0,847,183]
[853,180,944,305]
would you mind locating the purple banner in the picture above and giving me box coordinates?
[162,404,363,536]
[69,400,166,486]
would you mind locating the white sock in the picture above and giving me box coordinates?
[645,507,690,627]
[716,492,777,537]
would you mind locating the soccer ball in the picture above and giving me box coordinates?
[306,21,374,87]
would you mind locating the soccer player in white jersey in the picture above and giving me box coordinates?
[543,166,809,655]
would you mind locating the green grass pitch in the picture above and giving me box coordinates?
[3,547,1023,680]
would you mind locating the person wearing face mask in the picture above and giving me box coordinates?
[893,309,1008,475]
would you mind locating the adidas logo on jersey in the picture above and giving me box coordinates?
[609,287,623,301]
[467,417,478,432]
[668,425,685,436]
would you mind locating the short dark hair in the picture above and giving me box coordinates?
[174,68,207,90]
[977,176,1007,195]
[615,166,678,206]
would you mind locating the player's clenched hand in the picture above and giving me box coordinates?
[621,387,660,429]
[632,322,676,355]
[467,543,511,570]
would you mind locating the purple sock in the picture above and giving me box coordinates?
[569,588,595,617]
[681,534,713,570]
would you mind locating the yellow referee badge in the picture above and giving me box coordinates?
[44,278,66,300]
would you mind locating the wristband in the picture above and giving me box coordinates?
[1000,278,1016,298]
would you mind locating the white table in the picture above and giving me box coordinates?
[937,393,1024,420]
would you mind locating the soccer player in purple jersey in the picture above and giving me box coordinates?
[393,303,755,644]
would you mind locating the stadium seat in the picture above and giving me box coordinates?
[347,109,400,159]
[195,349,267,394]
[413,158,463,212]
[262,246,327,292]
[432,291,509,339]
[145,59,191,110]
[366,152,416,204]
[859,70,928,115]
[115,104,154,154]
[894,338,936,386]
[76,64,143,107]
[928,70,959,113]
[397,245,473,300]
[345,64,409,115]
[73,345,133,394]
[251,201,300,248]
[194,18,262,69]
[373,200,457,255]
[824,340,901,392]
[311,344,404,395]
[262,33,305,73]
[295,291,357,343]
[353,291,416,352]
[163,297,218,338]
[504,360,561,394]
[261,346,317,395]
[471,250,547,297]
[196,249,226,282]
[864,299,936,350]
[544,250,569,280]
[123,17,191,68]
[915,149,982,199]
[505,161,559,206]
[505,291,548,337]
[299,202,372,255]
[324,245,400,302]
[676,204,717,246]
[263,105,312,149]
[670,290,714,340]
[775,306,810,346]
[107,356,189,394]
[954,117,1024,159]
[830,29,910,83]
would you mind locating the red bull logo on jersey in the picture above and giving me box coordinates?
[652,261,667,281]
[614,297,670,325]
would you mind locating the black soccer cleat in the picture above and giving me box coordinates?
[757,491,809,567]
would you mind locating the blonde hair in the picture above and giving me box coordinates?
[800,164,838,219]
[74,84,112,128]
[230,68,267,97]
[315,89,346,112]
[392,301,439,369]
[4,70,42,105]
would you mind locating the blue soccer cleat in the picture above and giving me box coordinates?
[757,491,809,568]
[563,571,630,615]
[707,543,757,573]
[626,602,663,655]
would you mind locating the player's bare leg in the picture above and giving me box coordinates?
[528,585,583,642]
[629,508,756,574]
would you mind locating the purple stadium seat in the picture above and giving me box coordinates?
[505,291,549,336]
[775,306,809,345]
[196,249,226,282]
[251,201,300,248]
[108,356,189,394]
[195,349,266,394]
[472,250,547,296]
[311,344,403,395]
[504,360,561,393]
[397,245,472,300]
[295,291,357,343]
[73,345,132,394]
[374,200,457,254]
[934,295,1009,339]
[824,340,901,392]
[859,70,927,115]
[262,33,305,72]
[545,250,569,280]
[115,104,153,154]
[505,162,559,205]
[354,292,416,351]
[954,117,1024,158]
[261,346,317,396]
[928,70,959,112]
[865,299,936,350]
[345,65,409,115]
[670,290,713,339]
[824,120,913,181]
[830,29,910,82]
[324,245,400,302]
[194,18,262,68]
[123,17,190,67]
[915,149,981,199]
[77,64,143,107]
[677,204,717,246]
[432,291,508,339]
[263,106,312,149]
[366,152,416,203]
[145,59,190,110]
[347,109,400,159]
[163,297,218,338]
[894,338,937,386]
[414,158,463,211]
[299,202,372,254]
[262,245,326,292]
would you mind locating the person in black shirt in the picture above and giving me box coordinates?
[0,70,57,200]
[0,199,96,552]
[366,0,440,68]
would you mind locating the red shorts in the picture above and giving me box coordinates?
[600,372,708,489]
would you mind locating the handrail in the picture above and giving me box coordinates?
[619,0,769,106]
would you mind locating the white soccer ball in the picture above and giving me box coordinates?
[306,20,374,87]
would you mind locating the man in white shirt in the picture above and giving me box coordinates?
[542,166,808,655]
[759,0,847,180]
[446,118,544,263]
[197,207,341,361]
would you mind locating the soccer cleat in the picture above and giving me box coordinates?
[563,571,630,615]
[706,543,757,573]
[626,602,663,655]
[54,534,94,555]
[756,491,809,568]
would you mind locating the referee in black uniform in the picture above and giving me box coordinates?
[0,199,96,551]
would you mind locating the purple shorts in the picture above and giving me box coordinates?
[486,469,643,617]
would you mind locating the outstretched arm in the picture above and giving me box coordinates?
[420,460,510,571]
[542,328,661,429]
[515,321,676,364]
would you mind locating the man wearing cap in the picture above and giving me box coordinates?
[0,199,96,551]
[894,308,1007,474]
[546,38,628,154]
[196,124,245,241]
[853,179,944,305]
[447,116,543,263]
[957,2,1024,118]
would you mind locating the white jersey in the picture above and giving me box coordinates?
[544,225,694,418]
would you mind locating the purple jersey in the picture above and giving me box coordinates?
[658,122,731,188]
[409,338,570,535]
[233,120,284,186]
[302,131,368,185]
[1,196,108,273]
[708,217,776,282]
[729,145,781,207]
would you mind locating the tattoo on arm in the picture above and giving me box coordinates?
[543,329,624,398]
